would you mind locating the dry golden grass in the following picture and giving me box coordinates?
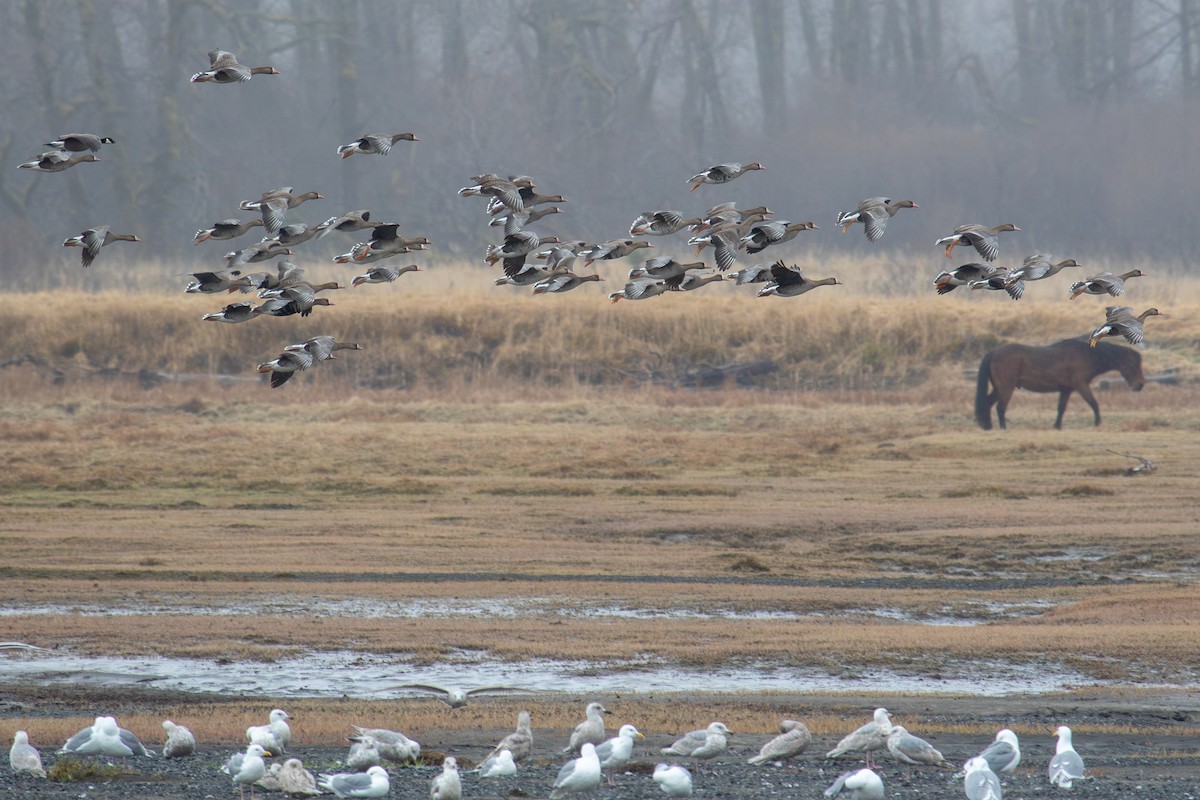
[1,257,1197,399]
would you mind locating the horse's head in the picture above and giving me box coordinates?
[1116,347,1146,391]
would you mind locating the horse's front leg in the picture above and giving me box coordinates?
[1077,384,1102,426]
[1054,390,1072,430]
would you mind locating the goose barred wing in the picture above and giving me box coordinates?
[859,205,890,242]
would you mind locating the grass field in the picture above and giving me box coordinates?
[2,266,1198,744]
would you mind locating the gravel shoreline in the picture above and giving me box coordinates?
[3,686,1200,799]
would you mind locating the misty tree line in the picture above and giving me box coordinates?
[2,0,1198,286]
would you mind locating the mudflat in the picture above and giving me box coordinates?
[1,684,1198,799]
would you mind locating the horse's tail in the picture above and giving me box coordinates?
[975,352,994,430]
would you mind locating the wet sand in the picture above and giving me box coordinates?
[2,684,1199,799]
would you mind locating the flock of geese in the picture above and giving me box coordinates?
[9,701,1089,799]
[14,46,1167,390]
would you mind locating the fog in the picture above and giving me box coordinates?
[2,0,1198,288]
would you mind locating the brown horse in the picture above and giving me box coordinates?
[976,338,1144,430]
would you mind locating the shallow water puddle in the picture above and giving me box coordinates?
[0,649,1101,698]
[0,596,1057,624]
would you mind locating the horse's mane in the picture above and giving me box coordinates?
[1093,340,1141,370]
[1050,337,1140,367]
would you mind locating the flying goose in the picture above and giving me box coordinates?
[935,223,1020,261]
[337,132,419,158]
[687,161,765,190]
[185,269,251,294]
[933,263,1000,295]
[18,150,99,172]
[532,272,604,294]
[257,350,315,388]
[1088,306,1164,347]
[757,260,842,297]
[739,220,819,254]
[202,301,256,323]
[240,188,324,234]
[629,210,703,236]
[45,134,114,153]
[836,198,918,242]
[1069,269,1145,299]
[63,226,141,268]
[194,218,264,244]
[191,48,280,83]
[352,264,420,286]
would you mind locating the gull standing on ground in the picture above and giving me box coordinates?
[826,708,893,768]
[489,710,533,763]
[1048,725,1086,788]
[824,767,885,799]
[319,765,390,798]
[431,756,462,800]
[60,716,154,756]
[964,756,1004,800]
[747,719,812,765]
[595,724,644,783]
[972,729,1021,775]
[550,742,602,800]
[653,763,693,796]
[476,748,517,778]
[223,743,270,800]
[10,731,46,778]
[161,720,195,758]
[563,702,611,754]
[887,725,951,768]
[351,725,420,764]
[247,708,291,754]
[389,683,531,708]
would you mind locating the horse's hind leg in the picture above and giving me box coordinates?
[1055,390,1073,429]
[996,386,1014,430]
